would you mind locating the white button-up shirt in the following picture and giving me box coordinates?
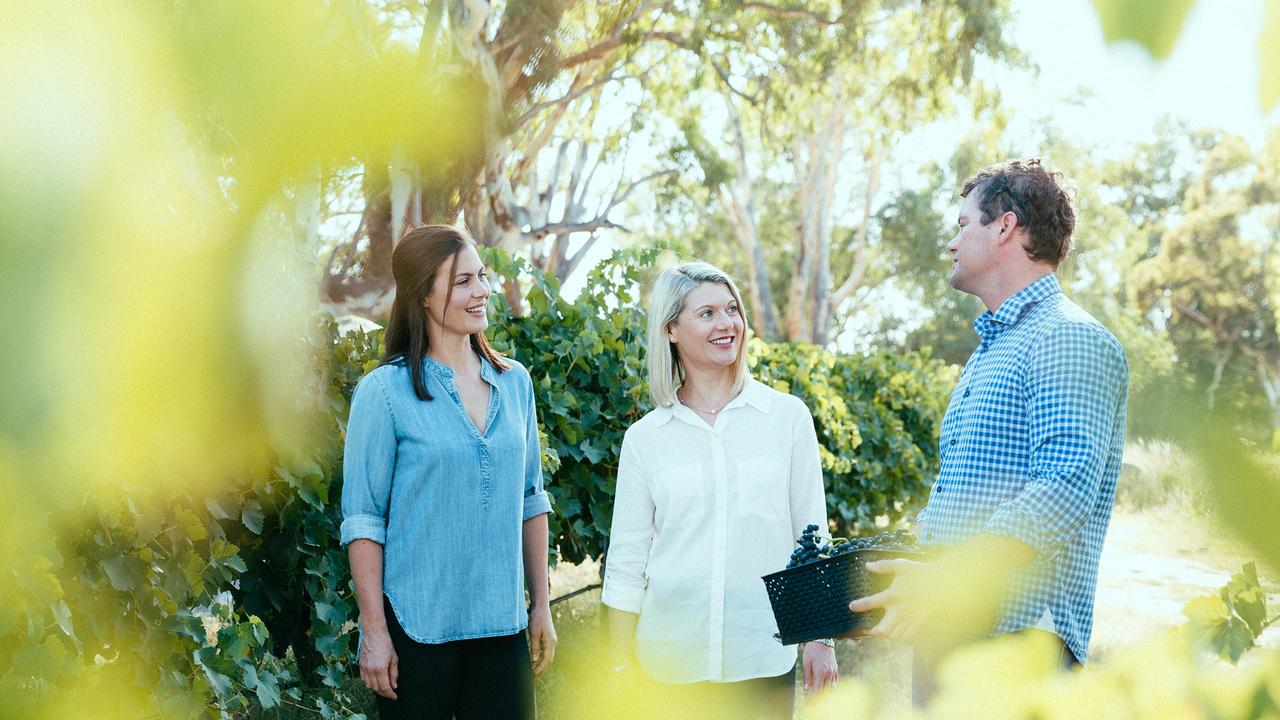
[601,378,827,683]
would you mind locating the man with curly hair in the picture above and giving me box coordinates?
[850,159,1130,704]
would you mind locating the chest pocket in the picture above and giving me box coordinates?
[733,458,787,521]
[654,461,704,529]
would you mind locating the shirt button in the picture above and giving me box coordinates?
[949,438,957,446]
[962,389,970,398]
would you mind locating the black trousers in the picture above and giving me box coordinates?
[377,598,534,720]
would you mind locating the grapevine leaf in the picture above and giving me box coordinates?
[241,499,265,535]
[253,667,282,709]
[100,554,145,592]
[175,507,208,542]
[315,600,347,626]
[50,599,74,639]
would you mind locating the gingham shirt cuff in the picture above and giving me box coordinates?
[522,490,552,522]
[601,583,646,614]
[984,506,1064,559]
[340,514,387,546]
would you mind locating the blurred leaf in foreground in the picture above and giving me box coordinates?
[0,0,484,715]
[1089,0,1197,59]
[1262,0,1280,111]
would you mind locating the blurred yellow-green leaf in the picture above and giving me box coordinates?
[1262,0,1280,110]
[1182,594,1230,624]
[1090,0,1198,59]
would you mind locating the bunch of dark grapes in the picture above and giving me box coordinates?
[786,527,917,568]
[785,524,831,568]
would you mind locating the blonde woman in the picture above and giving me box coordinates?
[602,261,837,718]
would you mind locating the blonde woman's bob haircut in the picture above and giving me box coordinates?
[647,261,751,408]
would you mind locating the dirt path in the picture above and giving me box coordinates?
[1092,508,1280,659]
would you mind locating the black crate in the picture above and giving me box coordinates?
[761,548,926,645]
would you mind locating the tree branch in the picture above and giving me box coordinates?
[708,57,761,105]
[515,71,628,126]
[1172,299,1228,339]
[332,215,367,281]
[561,231,604,279]
[606,168,678,213]
[558,30,688,69]
[530,217,627,238]
[738,1,845,24]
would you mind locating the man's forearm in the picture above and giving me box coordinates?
[954,532,1036,571]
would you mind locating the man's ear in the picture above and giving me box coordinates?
[997,211,1020,244]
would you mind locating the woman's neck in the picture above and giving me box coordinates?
[679,365,737,408]
[427,330,479,373]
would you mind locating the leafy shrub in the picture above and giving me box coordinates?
[751,342,956,536]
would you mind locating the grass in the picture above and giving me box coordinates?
[1114,439,1210,515]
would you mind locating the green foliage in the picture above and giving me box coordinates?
[483,246,658,563]
[750,342,957,535]
[1128,129,1280,441]
[0,317,380,719]
[1183,563,1275,664]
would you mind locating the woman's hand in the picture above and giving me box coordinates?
[528,604,558,677]
[802,641,838,693]
[359,627,399,700]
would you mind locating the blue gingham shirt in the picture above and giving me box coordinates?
[916,274,1128,662]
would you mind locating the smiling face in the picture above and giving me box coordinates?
[667,281,744,374]
[946,190,1003,297]
[424,244,491,341]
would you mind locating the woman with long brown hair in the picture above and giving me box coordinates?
[340,224,555,719]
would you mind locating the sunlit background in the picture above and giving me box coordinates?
[1,0,1278,717]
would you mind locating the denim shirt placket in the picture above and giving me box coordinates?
[425,357,501,511]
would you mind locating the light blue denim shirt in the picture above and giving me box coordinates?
[340,354,552,643]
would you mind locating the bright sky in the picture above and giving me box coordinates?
[1000,0,1275,149]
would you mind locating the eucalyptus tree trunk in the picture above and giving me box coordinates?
[717,86,781,340]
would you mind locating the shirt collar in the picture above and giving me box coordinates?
[653,377,772,427]
[972,274,1061,342]
[421,353,498,385]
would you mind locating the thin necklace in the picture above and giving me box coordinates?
[679,388,736,415]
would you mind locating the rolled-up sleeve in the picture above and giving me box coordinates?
[787,398,828,541]
[984,323,1128,555]
[601,431,655,614]
[521,372,552,522]
[340,371,397,546]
